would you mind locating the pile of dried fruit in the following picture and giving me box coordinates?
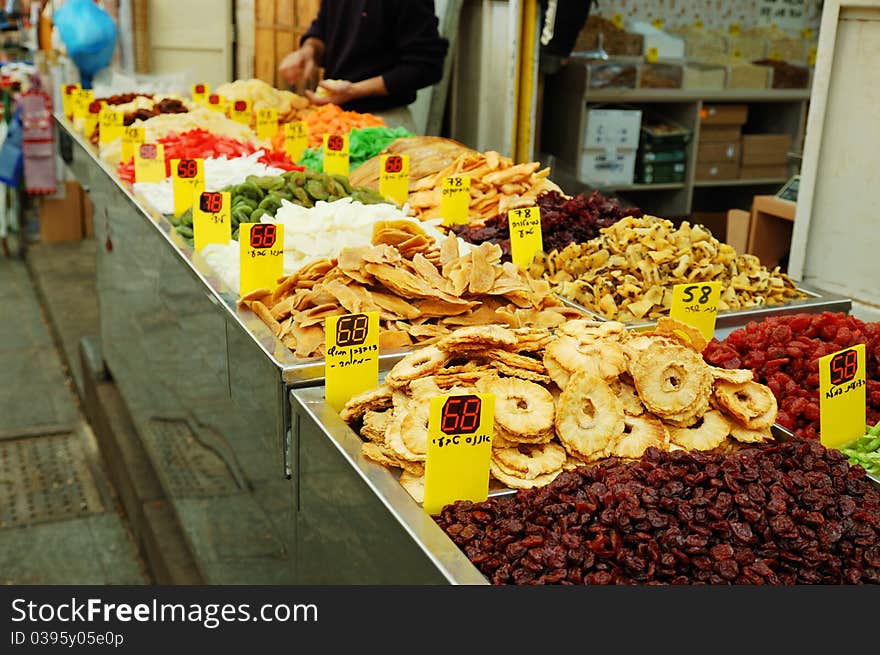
[406,151,560,223]
[450,190,642,261]
[435,440,880,585]
[533,216,804,322]
[349,136,475,191]
[299,125,413,174]
[704,312,880,439]
[269,103,385,149]
[342,317,777,497]
[214,78,309,122]
[843,422,880,479]
[243,232,578,358]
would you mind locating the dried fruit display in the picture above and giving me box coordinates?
[242,232,578,359]
[435,441,880,585]
[348,136,476,191]
[842,422,880,479]
[341,317,777,498]
[533,215,804,322]
[214,78,309,122]
[704,312,880,439]
[268,103,385,149]
[450,190,642,261]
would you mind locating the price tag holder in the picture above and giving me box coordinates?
[423,393,495,515]
[324,312,380,413]
[134,143,166,183]
[171,158,205,217]
[819,345,866,449]
[507,206,543,269]
[256,107,279,140]
[61,83,81,119]
[669,281,722,342]
[284,121,308,162]
[323,134,350,177]
[379,154,410,206]
[193,191,232,252]
[121,126,145,162]
[73,89,94,122]
[98,107,124,146]
[440,175,471,226]
[192,83,209,105]
[207,94,228,114]
[645,47,659,63]
[84,99,103,138]
[239,223,284,296]
[230,98,252,125]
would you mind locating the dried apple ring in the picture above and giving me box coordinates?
[714,380,777,429]
[384,346,450,388]
[628,342,711,420]
[555,369,625,462]
[669,410,731,451]
[491,442,566,480]
[610,415,669,459]
[479,376,555,443]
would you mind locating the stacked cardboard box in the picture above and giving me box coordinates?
[740,134,791,179]
[579,108,642,186]
[636,118,691,184]
[696,104,747,181]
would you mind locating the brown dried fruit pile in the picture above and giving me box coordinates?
[435,440,880,585]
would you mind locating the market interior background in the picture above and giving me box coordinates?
[0,0,877,584]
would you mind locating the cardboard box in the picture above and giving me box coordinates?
[700,125,741,142]
[580,149,637,185]
[741,134,792,166]
[82,191,93,237]
[696,161,739,181]
[682,63,726,90]
[697,140,741,163]
[700,104,748,126]
[39,181,83,242]
[637,161,686,184]
[740,164,788,179]
[726,209,751,254]
[584,108,642,150]
[747,195,796,270]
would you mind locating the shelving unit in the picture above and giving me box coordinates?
[541,61,809,218]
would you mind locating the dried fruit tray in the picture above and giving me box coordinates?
[771,423,880,487]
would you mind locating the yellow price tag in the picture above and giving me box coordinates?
[808,47,817,67]
[729,23,741,36]
[323,134,350,177]
[424,393,495,515]
[61,83,80,119]
[819,345,866,449]
[83,98,102,139]
[694,19,704,29]
[192,82,209,105]
[669,282,722,342]
[171,158,205,217]
[652,18,664,30]
[768,50,782,61]
[379,154,410,206]
[73,89,93,120]
[508,206,543,269]
[229,98,252,125]
[98,107,124,146]
[207,93,228,114]
[121,126,145,162]
[440,175,471,226]
[731,49,743,58]
[802,28,814,40]
[324,312,380,413]
[256,108,279,141]
[611,13,624,29]
[645,47,659,63]
[239,223,284,296]
[283,121,308,162]
[193,190,232,252]
[134,143,166,184]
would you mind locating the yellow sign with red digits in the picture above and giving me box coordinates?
[229,98,252,125]
[424,393,495,515]
[193,190,231,252]
[323,134,350,177]
[379,154,410,206]
[192,83,209,105]
[171,158,205,217]
[645,47,659,63]
[507,206,543,269]
[256,108,279,141]
[207,93,227,114]
[440,175,471,226]
[61,83,81,120]
[284,121,308,162]
[819,344,866,449]
[83,98,102,139]
[121,126,145,162]
[670,281,722,342]
[239,223,284,296]
[74,89,94,122]
[324,312,380,413]
[134,143,166,184]
[98,107,124,146]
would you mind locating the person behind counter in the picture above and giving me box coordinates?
[278,0,449,131]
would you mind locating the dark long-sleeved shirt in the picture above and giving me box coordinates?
[302,0,449,113]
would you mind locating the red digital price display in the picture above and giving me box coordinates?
[65,84,78,96]
[830,348,859,386]
[234,100,247,112]
[327,135,344,151]
[249,223,277,249]
[440,395,482,435]
[139,144,157,160]
[88,101,102,114]
[334,313,369,348]
[176,159,199,179]
[195,84,206,94]
[208,94,220,105]
[199,191,223,214]
[384,155,403,174]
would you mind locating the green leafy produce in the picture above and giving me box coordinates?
[841,421,880,477]
[299,125,413,173]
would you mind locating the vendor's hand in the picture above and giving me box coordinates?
[306,79,357,106]
[279,47,317,87]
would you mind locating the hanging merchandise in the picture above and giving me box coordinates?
[20,87,57,195]
[53,0,118,89]
[0,105,23,187]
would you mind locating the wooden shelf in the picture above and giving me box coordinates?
[599,182,685,191]
[693,178,787,188]
[583,88,811,103]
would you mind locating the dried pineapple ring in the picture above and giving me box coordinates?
[610,379,646,416]
[610,415,669,459]
[340,383,393,422]
[628,342,711,420]
[489,463,561,489]
[384,346,450,388]
[714,380,777,429]
[400,403,430,457]
[669,410,731,451]
[650,317,708,353]
[478,377,555,442]
[491,442,566,479]
[555,369,625,462]
[437,325,517,351]
[708,366,753,384]
[729,423,773,443]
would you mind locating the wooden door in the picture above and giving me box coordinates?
[255,0,321,87]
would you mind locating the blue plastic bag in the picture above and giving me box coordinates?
[54,0,118,88]
[0,107,23,187]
